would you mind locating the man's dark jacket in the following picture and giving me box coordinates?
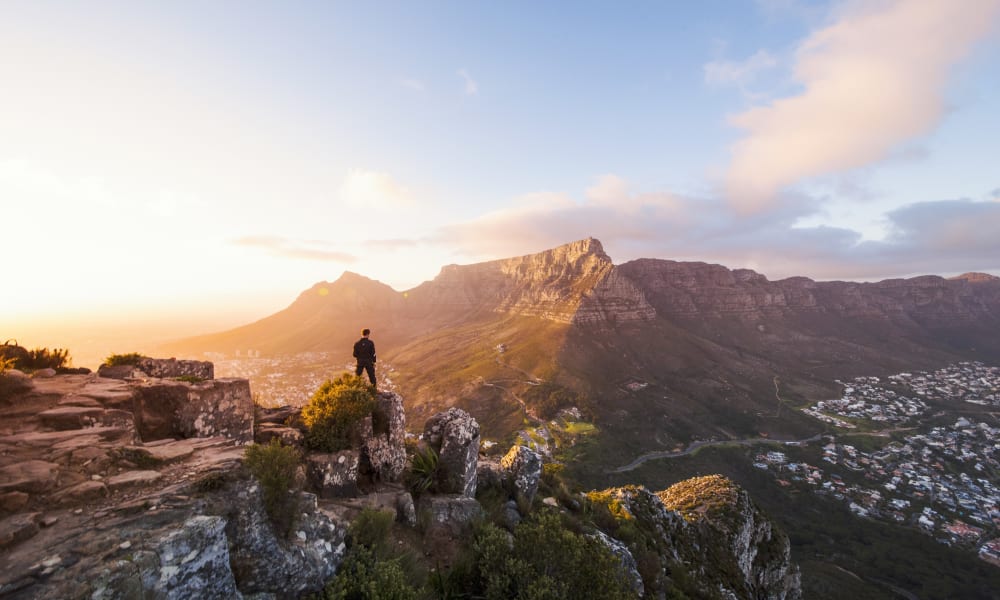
[353,338,376,365]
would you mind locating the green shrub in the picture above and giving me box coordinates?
[406,444,439,496]
[469,512,635,600]
[348,508,395,553]
[323,546,418,600]
[0,343,70,372]
[522,382,591,420]
[244,438,302,537]
[173,375,205,383]
[103,352,146,367]
[302,374,376,452]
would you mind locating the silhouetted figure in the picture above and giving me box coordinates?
[353,328,377,387]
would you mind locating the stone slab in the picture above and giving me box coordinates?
[105,470,162,491]
[0,460,60,494]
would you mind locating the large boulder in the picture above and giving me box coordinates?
[307,451,360,498]
[226,481,345,598]
[151,516,242,599]
[132,379,254,443]
[499,445,542,504]
[137,358,214,380]
[416,494,485,537]
[360,391,407,483]
[423,408,480,498]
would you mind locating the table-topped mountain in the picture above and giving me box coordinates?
[162,238,1000,451]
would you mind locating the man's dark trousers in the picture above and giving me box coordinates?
[356,363,375,386]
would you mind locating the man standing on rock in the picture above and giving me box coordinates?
[353,328,377,387]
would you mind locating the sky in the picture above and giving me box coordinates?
[3,0,1000,354]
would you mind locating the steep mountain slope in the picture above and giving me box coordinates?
[162,239,1000,449]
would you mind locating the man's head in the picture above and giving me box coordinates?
[362,328,371,337]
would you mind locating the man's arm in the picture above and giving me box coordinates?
[371,341,376,363]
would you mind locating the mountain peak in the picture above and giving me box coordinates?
[550,237,609,261]
[949,272,1000,283]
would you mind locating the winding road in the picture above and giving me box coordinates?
[608,433,824,473]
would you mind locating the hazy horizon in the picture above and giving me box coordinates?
[5,1,1000,354]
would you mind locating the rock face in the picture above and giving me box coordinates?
[360,391,406,482]
[225,481,345,598]
[406,237,655,325]
[423,408,480,497]
[416,494,485,537]
[133,378,253,443]
[0,372,346,600]
[307,451,361,498]
[137,358,214,380]
[499,445,542,504]
[588,477,801,600]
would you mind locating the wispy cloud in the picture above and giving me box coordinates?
[433,175,1000,280]
[233,236,357,263]
[726,0,1000,213]
[457,68,478,95]
[339,168,414,210]
[704,49,778,88]
[399,78,426,92]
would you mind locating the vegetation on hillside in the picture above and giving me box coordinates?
[657,474,739,523]
[103,352,147,367]
[302,374,376,452]
[1,341,71,372]
[521,381,592,420]
[244,438,302,538]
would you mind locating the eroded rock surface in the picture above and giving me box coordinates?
[499,445,542,504]
[424,408,480,497]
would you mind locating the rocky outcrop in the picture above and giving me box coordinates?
[225,481,345,598]
[591,529,644,597]
[359,391,406,482]
[307,451,361,498]
[137,358,214,380]
[0,372,345,600]
[416,494,485,537]
[132,378,253,443]
[588,477,801,600]
[423,408,480,497]
[499,445,542,504]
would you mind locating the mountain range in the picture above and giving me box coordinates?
[163,238,1000,455]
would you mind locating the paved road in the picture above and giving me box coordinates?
[609,433,824,473]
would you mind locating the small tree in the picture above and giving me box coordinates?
[244,438,302,537]
[302,374,376,452]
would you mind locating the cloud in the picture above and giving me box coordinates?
[433,175,1000,280]
[704,50,778,88]
[726,0,1000,212]
[399,78,426,92]
[457,68,478,95]
[233,235,357,263]
[339,168,414,210]
[363,238,421,251]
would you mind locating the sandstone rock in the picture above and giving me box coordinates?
[475,458,503,491]
[153,515,242,599]
[500,445,542,504]
[0,491,29,512]
[133,378,254,443]
[54,480,108,504]
[424,408,480,497]
[255,424,303,446]
[0,512,40,550]
[360,391,406,483]
[37,406,107,430]
[176,379,253,443]
[226,482,344,597]
[2,427,127,449]
[105,470,162,491]
[31,368,57,378]
[591,529,644,597]
[133,381,188,441]
[137,357,214,380]
[307,451,360,498]
[417,494,484,537]
[542,496,558,507]
[0,460,59,494]
[255,404,300,425]
[58,395,102,407]
[97,364,139,380]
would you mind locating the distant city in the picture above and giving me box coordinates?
[756,362,1000,566]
